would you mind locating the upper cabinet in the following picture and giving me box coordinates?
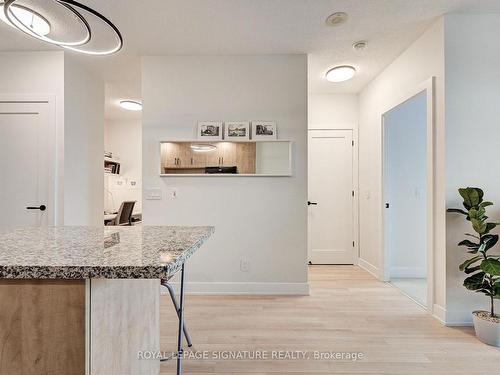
[160,141,291,176]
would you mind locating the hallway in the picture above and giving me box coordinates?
[160,266,500,374]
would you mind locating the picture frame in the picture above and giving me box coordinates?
[197,121,223,140]
[251,121,277,140]
[224,121,250,141]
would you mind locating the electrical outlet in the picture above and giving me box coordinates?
[240,259,250,272]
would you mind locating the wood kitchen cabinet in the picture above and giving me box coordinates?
[161,141,257,174]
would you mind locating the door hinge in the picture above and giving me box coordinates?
[352,190,355,197]
[352,140,354,146]
[352,241,355,247]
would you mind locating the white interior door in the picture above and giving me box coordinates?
[308,129,354,264]
[0,100,54,229]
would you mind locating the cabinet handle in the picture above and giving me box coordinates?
[191,157,193,165]
[221,157,224,165]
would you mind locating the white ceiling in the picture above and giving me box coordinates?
[1,0,500,119]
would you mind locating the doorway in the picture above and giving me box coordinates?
[382,89,431,307]
[308,129,355,264]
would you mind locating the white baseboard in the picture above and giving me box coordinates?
[445,309,474,326]
[358,258,380,279]
[432,304,446,324]
[163,282,310,296]
[390,267,426,278]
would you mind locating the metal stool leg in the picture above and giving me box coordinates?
[176,264,186,375]
[162,280,193,347]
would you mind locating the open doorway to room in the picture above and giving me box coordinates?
[103,84,142,226]
[382,85,432,308]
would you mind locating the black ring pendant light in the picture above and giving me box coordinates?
[2,0,123,55]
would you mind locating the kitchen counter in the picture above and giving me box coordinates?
[0,225,214,375]
[0,226,214,279]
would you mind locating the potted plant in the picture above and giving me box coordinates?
[448,187,500,346]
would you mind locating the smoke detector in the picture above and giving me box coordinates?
[353,41,368,52]
[325,12,348,27]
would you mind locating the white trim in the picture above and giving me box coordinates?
[389,267,427,278]
[444,309,474,327]
[387,281,427,310]
[380,77,435,313]
[358,258,380,278]
[432,304,447,324]
[165,282,310,296]
[353,126,360,264]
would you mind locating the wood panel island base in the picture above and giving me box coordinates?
[0,226,214,375]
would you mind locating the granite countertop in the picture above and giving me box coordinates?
[0,226,214,279]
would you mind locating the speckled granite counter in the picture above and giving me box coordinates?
[0,226,214,279]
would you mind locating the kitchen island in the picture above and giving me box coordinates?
[0,226,214,375]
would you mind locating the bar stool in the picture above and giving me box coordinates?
[161,278,193,348]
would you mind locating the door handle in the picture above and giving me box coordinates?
[385,203,390,208]
[308,201,318,206]
[26,205,46,211]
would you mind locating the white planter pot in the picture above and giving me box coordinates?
[473,311,500,347]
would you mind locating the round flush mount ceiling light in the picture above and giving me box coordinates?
[190,144,217,152]
[119,100,142,111]
[325,12,348,27]
[325,65,356,83]
[1,0,122,55]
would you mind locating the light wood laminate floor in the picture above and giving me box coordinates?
[160,266,500,374]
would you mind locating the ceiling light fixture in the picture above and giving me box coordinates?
[119,100,142,111]
[190,144,217,153]
[325,65,356,83]
[0,3,51,36]
[325,12,348,27]
[353,41,368,52]
[1,0,122,55]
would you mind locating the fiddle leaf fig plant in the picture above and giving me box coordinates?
[448,187,500,318]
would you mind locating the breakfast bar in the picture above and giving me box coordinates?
[0,226,214,375]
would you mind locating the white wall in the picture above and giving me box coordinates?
[142,55,308,294]
[358,20,446,315]
[308,94,358,129]
[0,51,65,224]
[64,56,104,225]
[444,14,500,324]
[104,119,142,213]
[385,91,427,278]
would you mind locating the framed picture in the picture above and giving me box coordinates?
[224,121,250,141]
[197,121,223,140]
[252,121,277,140]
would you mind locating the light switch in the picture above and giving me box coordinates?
[145,188,162,200]
[170,188,178,199]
